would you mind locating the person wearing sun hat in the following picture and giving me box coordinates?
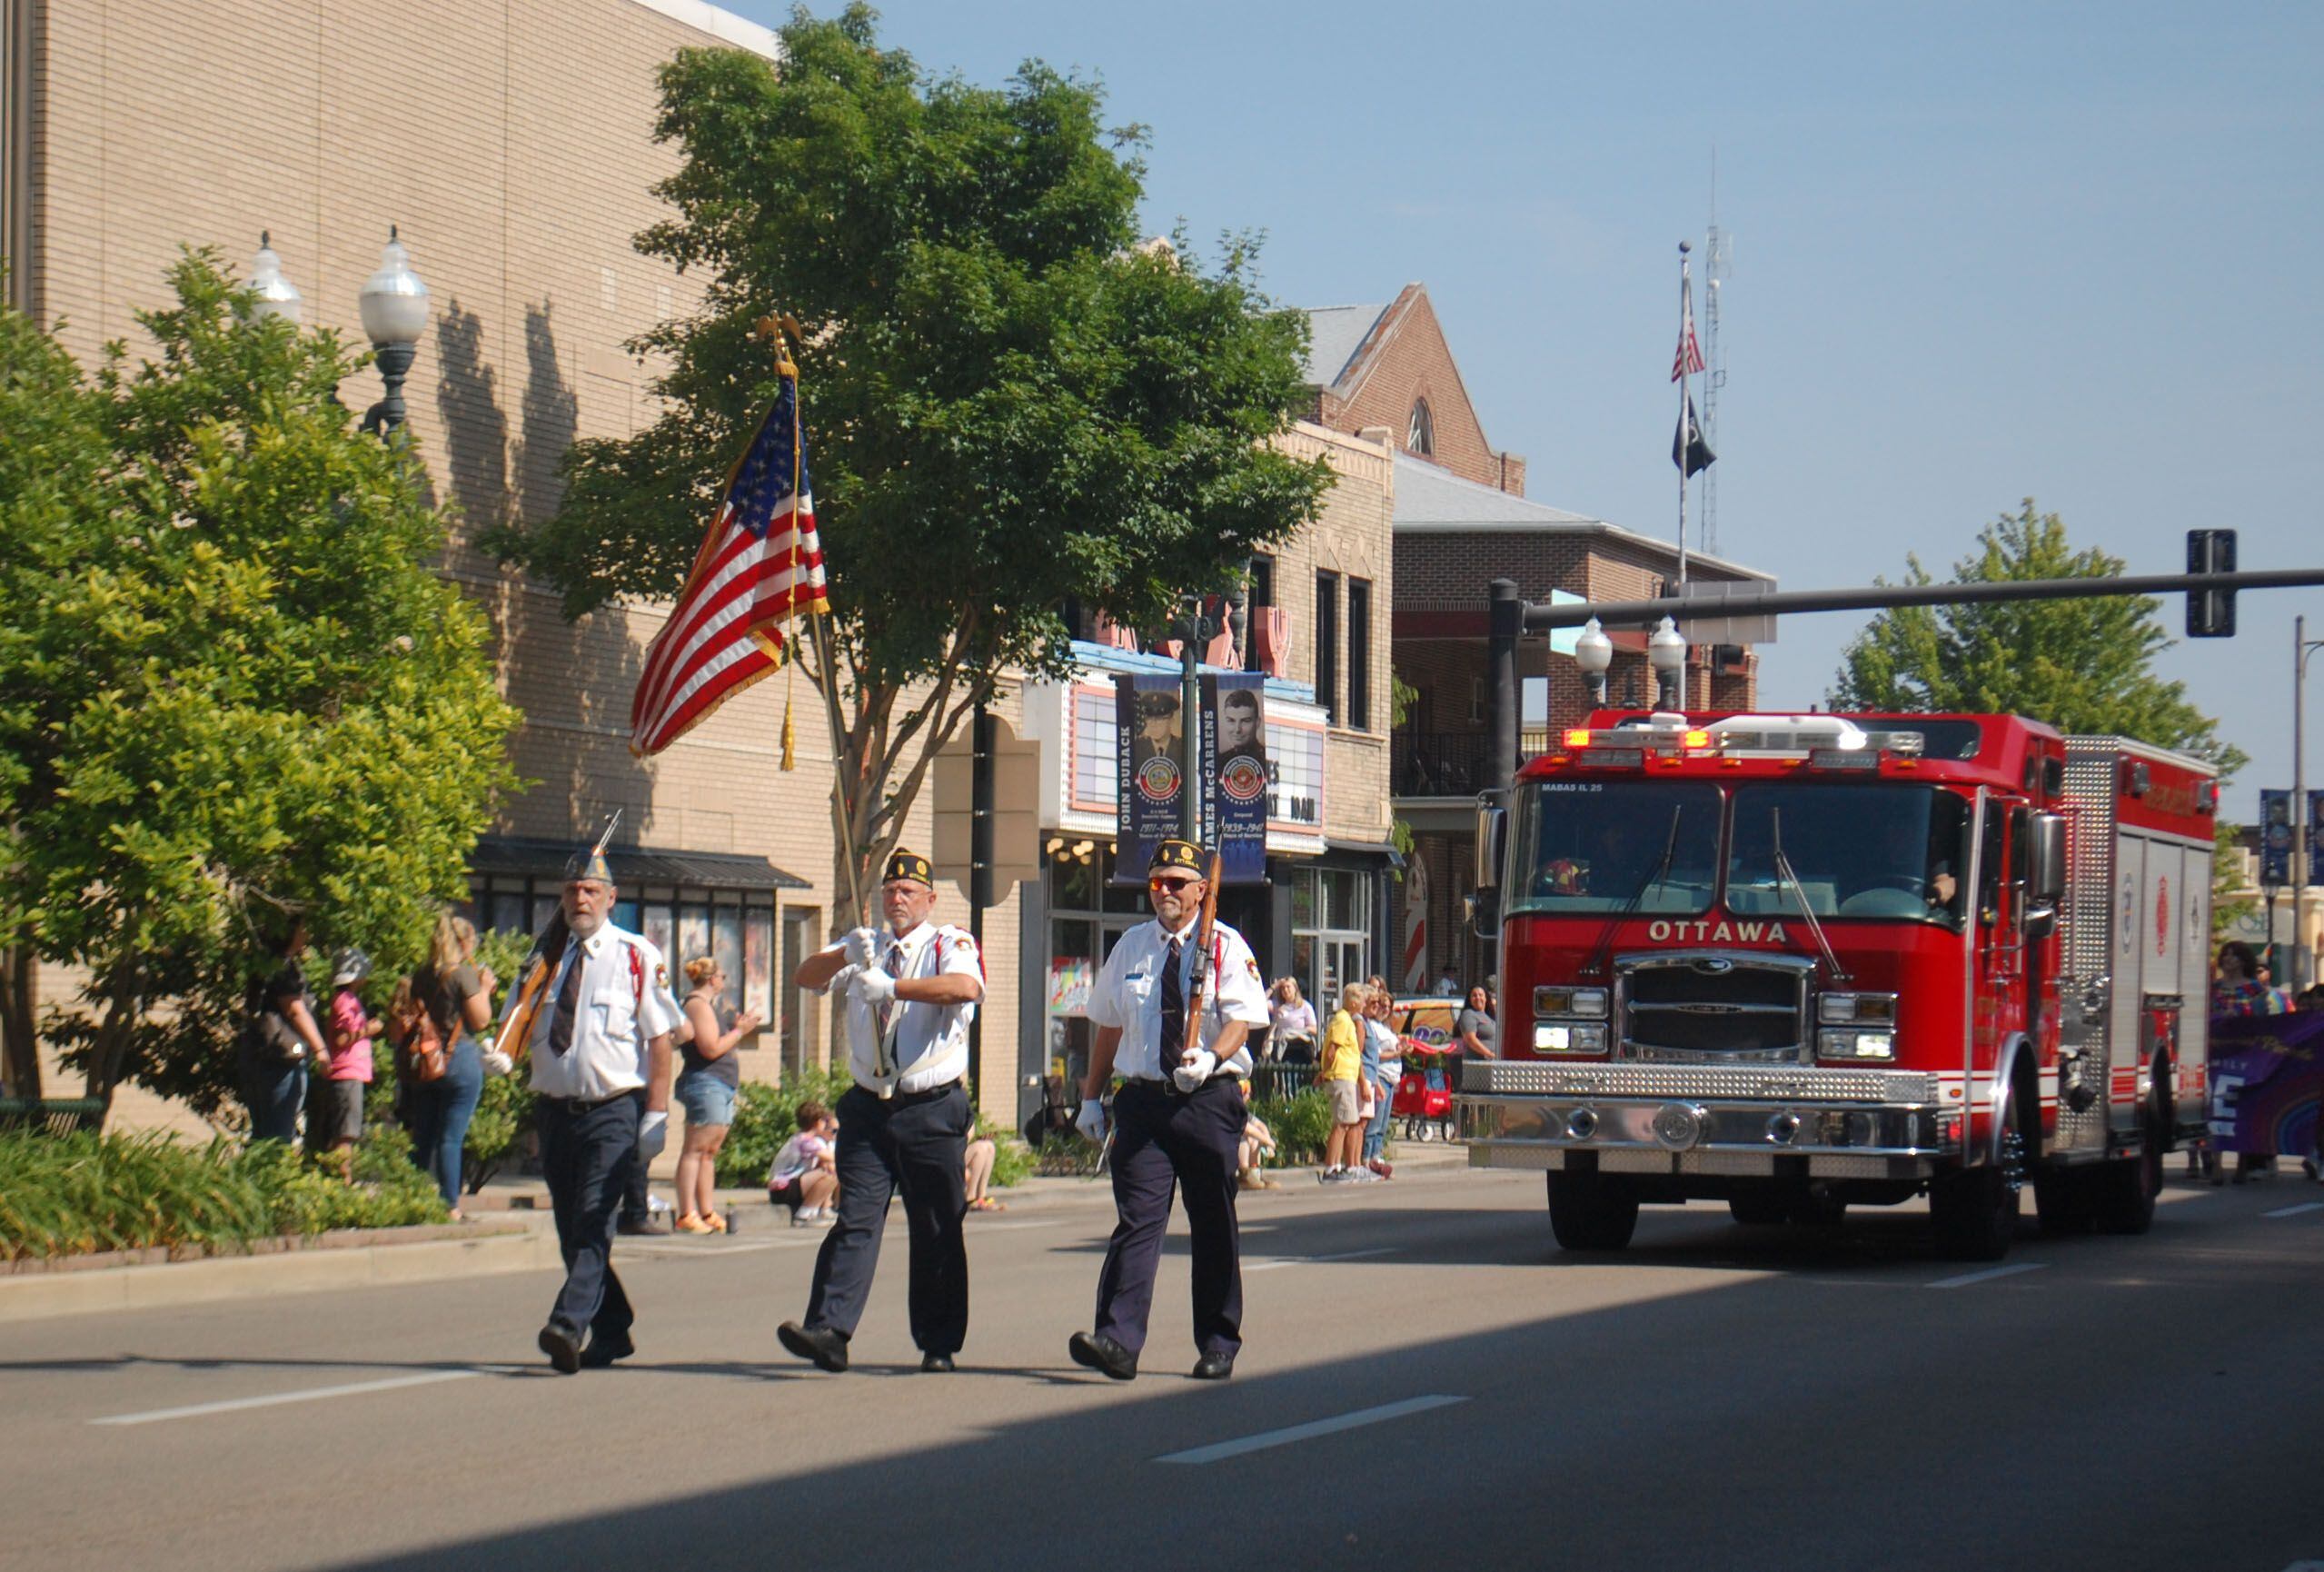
[1068,837,1270,1383]
[778,846,985,1375]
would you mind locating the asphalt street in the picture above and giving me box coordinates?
[5,1166,2320,1572]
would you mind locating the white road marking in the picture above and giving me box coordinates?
[1245,1248,1396,1273]
[1928,1262,2049,1290]
[2264,1201,2324,1219]
[92,1367,516,1427]
[1157,1395,1470,1465]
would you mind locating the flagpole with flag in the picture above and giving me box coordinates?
[1672,239,1702,586]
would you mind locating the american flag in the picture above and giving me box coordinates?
[631,370,829,756]
[1671,286,1705,383]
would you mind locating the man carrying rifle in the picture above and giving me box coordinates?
[1069,839,1271,1383]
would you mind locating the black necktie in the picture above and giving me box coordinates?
[1159,937,1185,1076]
[546,936,585,1058]
[877,940,903,1053]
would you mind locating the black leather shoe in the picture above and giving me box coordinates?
[538,1324,582,1375]
[778,1320,849,1373]
[920,1352,957,1373]
[1068,1330,1138,1382]
[1191,1350,1236,1381]
[615,1216,665,1237]
[579,1331,635,1368]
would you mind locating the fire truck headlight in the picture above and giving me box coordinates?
[1534,986,1609,1018]
[1534,1024,1571,1052]
[1532,1023,1607,1054]
[1819,1029,1895,1061]
[1569,988,1609,1019]
[1818,991,1898,1027]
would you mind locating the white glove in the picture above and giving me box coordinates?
[1171,1048,1218,1095]
[480,1049,513,1078]
[841,927,879,969]
[636,1109,669,1164]
[1074,1099,1109,1143]
[850,968,898,1007]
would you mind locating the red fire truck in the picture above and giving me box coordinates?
[1459,711,2219,1260]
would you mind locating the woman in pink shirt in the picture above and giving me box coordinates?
[313,948,382,1161]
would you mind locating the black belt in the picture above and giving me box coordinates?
[1125,1072,1239,1094]
[539,1089,641,1117]
[854,1079,962,1104]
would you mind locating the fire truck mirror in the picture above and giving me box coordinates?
[1465,889,1501,940]
[2029,812,2068,906]
[1473,793,1506,891]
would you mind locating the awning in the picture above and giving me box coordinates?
[472,836,812,892]
[1323,837,1406,871]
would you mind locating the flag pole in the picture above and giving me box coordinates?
[752,313,868,931]
[1676,240,1692,588]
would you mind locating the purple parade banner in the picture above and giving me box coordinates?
[2208,1013,2324,1158]
[1116,674,1187,883]
[1203,672,1267,885]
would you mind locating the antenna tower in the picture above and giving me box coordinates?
[1702,156,1730,559]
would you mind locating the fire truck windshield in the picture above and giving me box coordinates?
[1506,781,1721,916]
[1727,784,1970,926]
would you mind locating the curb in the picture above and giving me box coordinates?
[0,1219,561,1326]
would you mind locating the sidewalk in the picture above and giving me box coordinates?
[0,1141,1475,1324]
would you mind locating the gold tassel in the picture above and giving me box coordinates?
[780,689,797,771]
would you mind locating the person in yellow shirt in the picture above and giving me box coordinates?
[1317,984,1368,1182]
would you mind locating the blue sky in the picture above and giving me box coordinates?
[729,1,2324,817]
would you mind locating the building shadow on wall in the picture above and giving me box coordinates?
[437,297,658,851]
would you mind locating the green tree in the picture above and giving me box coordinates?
[1830,500,2243,770]
[490,5,1329,910]
[0,251,522,1120]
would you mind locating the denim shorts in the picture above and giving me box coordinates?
[677,1070,737,1128]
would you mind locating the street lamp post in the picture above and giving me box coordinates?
[357,225,430,436]
[245,233,302,325]
[2295,614,2324,990]
[1646,615,1686,712]
[1170,592,1226,843]
[1574,616,1612,709]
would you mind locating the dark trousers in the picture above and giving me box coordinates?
[1094,1077,1245,1358]
[537,1090,641,1345]
[621,1145,651,1224]
[803,1082,969,1356]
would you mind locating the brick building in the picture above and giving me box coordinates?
[0,0,1398,1138]
[1296,284,1773,989]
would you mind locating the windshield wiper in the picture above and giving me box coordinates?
[1769,806,1851,984]
[1584,806,1683,980]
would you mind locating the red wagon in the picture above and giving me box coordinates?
[1387,997,1461,1143]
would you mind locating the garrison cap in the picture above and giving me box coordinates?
[561,846,616,885]
[1148,839,1205,875]
[884,848,935,887]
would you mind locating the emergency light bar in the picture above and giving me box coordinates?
[1557,714,1928,764]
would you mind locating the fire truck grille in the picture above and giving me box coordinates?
[1466,1060,1937,1105]
[1620,958,1807,1058]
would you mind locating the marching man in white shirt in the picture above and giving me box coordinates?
[497,841,683,1374]
[1069,839,1271,1382]
[779,849,984,1374]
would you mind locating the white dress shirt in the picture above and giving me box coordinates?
[1087,917,1270,1080]
[515,921,684,1101]
[819,920,983,1095]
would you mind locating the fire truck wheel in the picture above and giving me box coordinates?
[1728,1191,1791,1228]
[2094,1099,2164,1236]
[1547,1170,1639,1251]
[1789,1187,1848,1229]
[1932,1092,2029,1262]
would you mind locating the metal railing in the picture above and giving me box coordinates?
[0,1098,105,1136]
[1393,728,1550,798]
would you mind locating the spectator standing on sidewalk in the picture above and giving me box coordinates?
[405,915,497,1218]
[1267,978,1316,1065]
[240,920,327,1146]
[1317,983,1368,1181]
[1458,985,1499,1060]
[311,948,382,1163]
[674,956,760,1235]
[1363,986,1402,1179]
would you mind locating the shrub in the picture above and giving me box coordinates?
[0,1127,449,1261]
[1251,1087,1332,1166]
[714,1065,855,1187]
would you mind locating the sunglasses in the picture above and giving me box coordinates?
[1147,876,1201,893]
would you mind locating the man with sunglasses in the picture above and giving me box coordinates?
[1068,839,1271,1382]
[777,850,984,1375]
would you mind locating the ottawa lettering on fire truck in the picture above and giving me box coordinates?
[1462,707,2217,1263]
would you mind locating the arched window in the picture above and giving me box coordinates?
[1407,397,1435,457]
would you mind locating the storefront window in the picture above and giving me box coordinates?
[1293,865,1371,1007]
[1044,844,1146,1105]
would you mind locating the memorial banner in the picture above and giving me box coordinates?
[1204,672,1268,884]
[1116,674,1188,881]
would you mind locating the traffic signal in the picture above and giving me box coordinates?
[2187,528,2237,638]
